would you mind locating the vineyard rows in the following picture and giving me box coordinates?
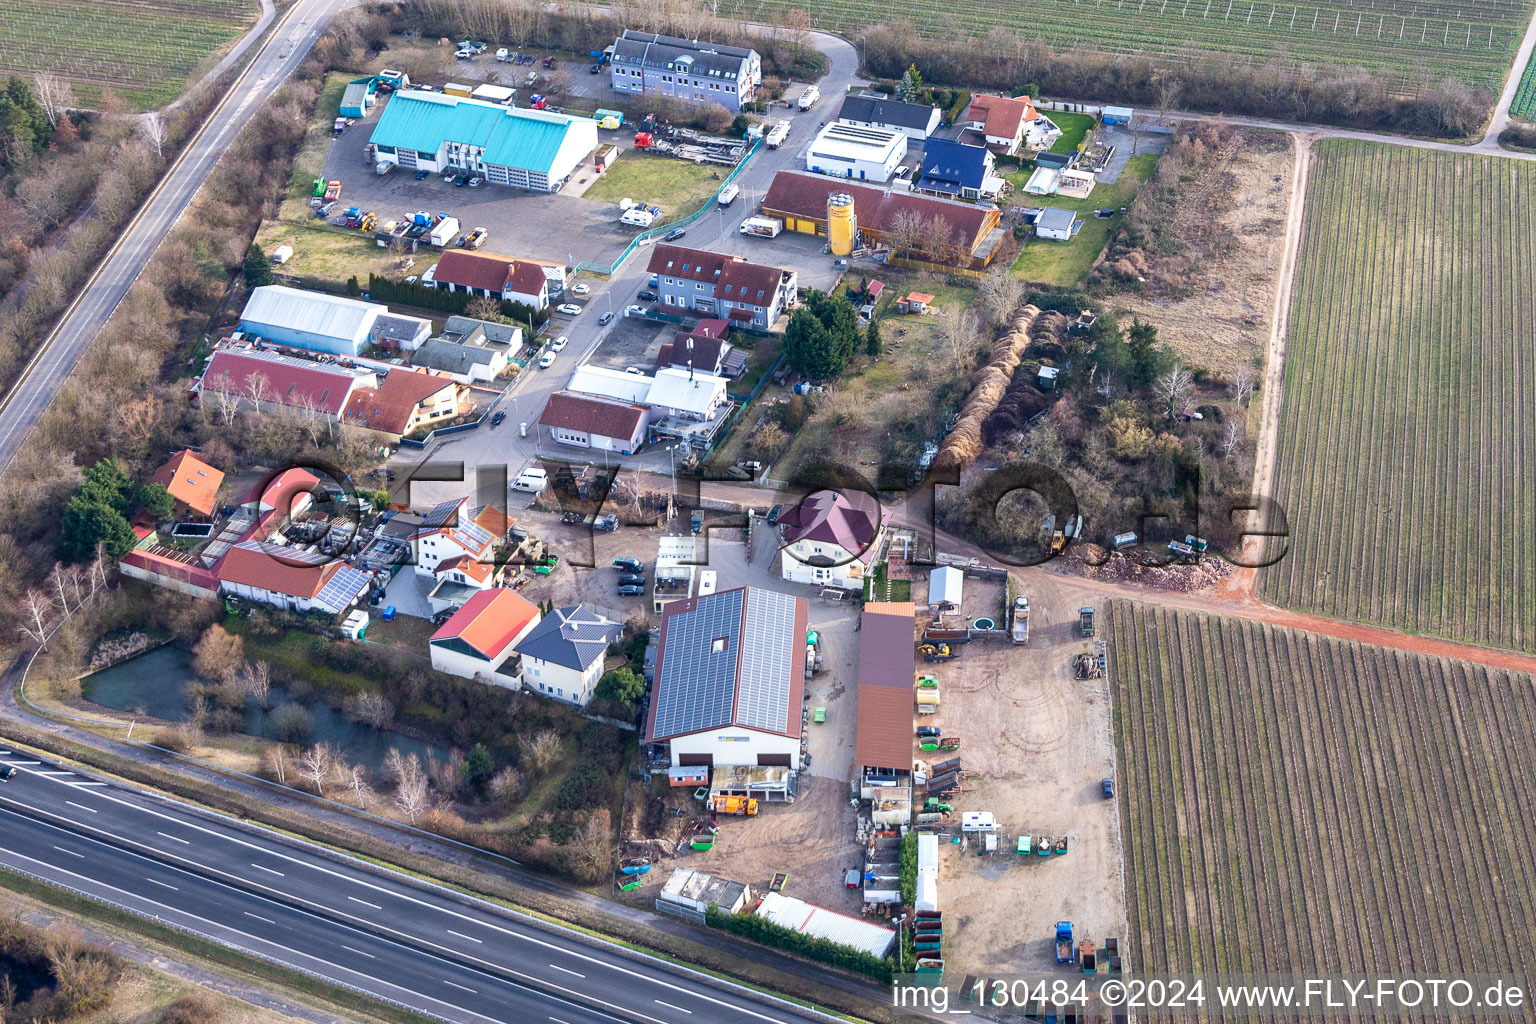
[1513,51,1536,117]
[1260,141,1536,652]
[0,0,256,110]
[727,0,1534,89]
[1109,601,1536,1011]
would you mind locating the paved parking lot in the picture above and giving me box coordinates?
[584,316,667,371]
[324,96,635,266]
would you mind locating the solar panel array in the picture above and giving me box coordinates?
[316,566,372,610]
[651,589,745,739]
[737,590,797,733]
[421,498,463,528]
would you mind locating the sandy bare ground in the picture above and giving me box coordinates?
[919,578,1125,975]
[1104,134,1296,381]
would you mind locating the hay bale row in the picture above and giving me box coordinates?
[932,305,1042,473]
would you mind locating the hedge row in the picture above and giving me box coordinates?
[705,905,893,983]
[364,274,549,326]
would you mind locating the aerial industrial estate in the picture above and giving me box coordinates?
[0,0,1533,1022]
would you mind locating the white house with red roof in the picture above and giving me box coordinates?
[777,489,890,591]
[424,250,554,310]
[217,540,372,614]
[429,588,542,682]
[343,368,468,441]
[963,94,1061,154]
[412,497,509,579]
[151,450,225,518]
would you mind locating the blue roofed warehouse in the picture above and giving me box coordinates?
[369,90,599,192]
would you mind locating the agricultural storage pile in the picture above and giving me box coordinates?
[932,306,1038,473]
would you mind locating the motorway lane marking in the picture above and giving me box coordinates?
[444,980,477,994]
[550,1018,574,1024]
[549,964,585,978]
[37,770,74,776]
[244,912,277,924]
[6,761,40,766]
[447,929,483,943]
[0,789,790,1024]
[157,832,191,844]
[341,945,376,958]
[65,800,97,813]
[655,1000,693,1013]
[68,782,107,787]
[252,863,286,876]
[147,878,178,890]
[52,845,84,858]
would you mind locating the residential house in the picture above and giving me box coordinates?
[834,94,941,141]
[646,367,727,422]
[538,391,648,454]
[151,450,224,518]
[238,285,431,356]
[513,604,622,706]
[369,90,598,192]
[198,347,376,421]
[778,489,889,590]
[412,316,523,384]
[963,94,1061,154]
[645,587,808,769]
[216,540,371,614]
[761,171,1004,268]
[610,30,759,111]
[912,138,996,201]
[424,250,553,310]
[343,368,468,441]
[429,588,541,681]
[655,322,744,377]
[412,498,509,577]
[646,244,797,330]
[804,123,906,183]
[1035,206,1081,242]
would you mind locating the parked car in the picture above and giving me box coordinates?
[663,227,687,242]
[618,585,645,597]
[636,290,657,301]
[624,304,647,318]
[767,503,783,524]
[538,351,556,368]
[551,335,568,351]
[618,573,645,586]
[556,303,582,315]
[414,169,430,180]
[598,311,615,325]
[590,62,603,74]
[490,411,506,426]
[690,510,704,534]
[624,366,645,375]
[513,468,549,493]
[570,283,590,296]
[1102,777,1115,799]
[468,177,482,188]
[613,557,643,573]
[443,173,456,183]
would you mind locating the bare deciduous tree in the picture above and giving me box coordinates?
[940,309,977,378]
[237,660,272,707]
[347,763,373,808]
[264,743,293,786]
[570,809,613,882]
[140,113,168,159]
[977,273,1024,327]
[18,590,56,648]
[33,73,73,129]
[1218,418,1244,458]
[203,378,241,426]
[394,773,429,824]
[1228,365,1257,405]
[344,691,393,729]
[1151,364,1195,421]
[384,748,423,788]
[298,742,335,796]
[518,729,562,776]
[243,371,275,415]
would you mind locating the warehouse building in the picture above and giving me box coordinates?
[856,601,915,829]
[804,123,907,183]
[646,587,808,769]
[238,285,430,357]
[761,171,1005,268]
[610,30,760,112]
[197,347,376,420]
[369,90,598,193]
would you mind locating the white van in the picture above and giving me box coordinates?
[717,184,739,207]
[512,467,548,493]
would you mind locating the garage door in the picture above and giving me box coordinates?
[678,753,713,768]
[757,753,791,767]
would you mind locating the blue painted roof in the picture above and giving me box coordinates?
[918,138,991,191]
[370,91,589,175]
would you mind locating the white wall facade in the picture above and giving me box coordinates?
[521,656,604,706]
[779,542,866,590]
[667,728,802,769]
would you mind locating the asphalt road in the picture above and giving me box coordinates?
[0,742,837,1024]
[0,0,352,471]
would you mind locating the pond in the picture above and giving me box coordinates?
[81,646,450,771]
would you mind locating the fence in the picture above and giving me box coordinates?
[399,414,485,449]
[573,138,764,278]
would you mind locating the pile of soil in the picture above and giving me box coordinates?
[1068,547,1232,592]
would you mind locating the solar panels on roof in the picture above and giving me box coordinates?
[737,590,797,732]
[651,589,743,739]
[315,566,372,612]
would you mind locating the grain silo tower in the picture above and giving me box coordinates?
[827,192,856,257]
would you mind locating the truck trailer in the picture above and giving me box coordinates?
[1056,922,1075,964]
[739,216,784,238]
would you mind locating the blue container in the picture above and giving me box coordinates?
[382,605,397,621]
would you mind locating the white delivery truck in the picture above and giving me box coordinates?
[764,120,790,149]
[428,216,460,247]
[739,216,783,238]
[797,85,820,110]
[717,184,739,206]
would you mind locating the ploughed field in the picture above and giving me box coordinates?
[0,0,257,109]
[1260,141,1536,652]
[1109,601,1536,1005]
[736,0,1533,90]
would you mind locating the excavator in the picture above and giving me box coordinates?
[919,643,957,663]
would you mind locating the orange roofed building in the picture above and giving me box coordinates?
[152,450,225,517]
[429,588,542,682]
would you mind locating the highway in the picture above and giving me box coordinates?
[0,0,354,471]
[0,743,837,1024]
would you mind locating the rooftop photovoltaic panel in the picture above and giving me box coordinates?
[316,566,371,610]
[651,589,744,739]
[737,590,797,732]
[421,499,463,528]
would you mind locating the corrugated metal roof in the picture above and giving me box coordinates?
[856,602,916,771]
[370,91,593,175]
[927,566,963,606]
[646,367,726,415]
[241,286,381,344]
[755,892,895,958]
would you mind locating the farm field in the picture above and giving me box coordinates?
[0,0,258,109]
[1512,51,1536,118]
[1259,141,1536,651]
[1109,601,1536,987]
[727,0,1534,90]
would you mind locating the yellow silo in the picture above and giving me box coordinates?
[827,192,856,257]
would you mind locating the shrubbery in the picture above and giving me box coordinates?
[705,905,893,983]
